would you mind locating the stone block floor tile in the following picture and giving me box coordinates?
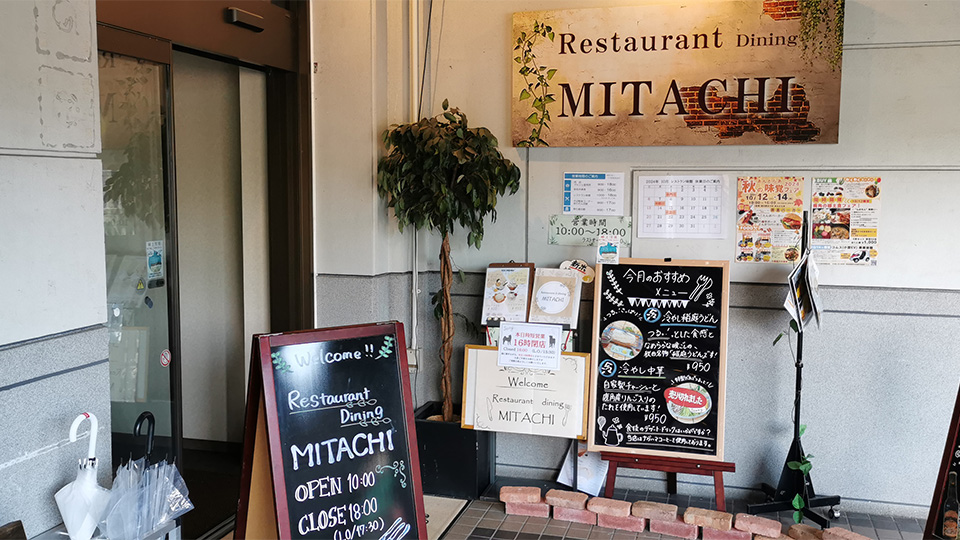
[444,495,929,540]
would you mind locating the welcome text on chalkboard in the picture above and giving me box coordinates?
[588,259,729,461]
[236,322,427,540]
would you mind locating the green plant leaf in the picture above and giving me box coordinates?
[806,453,815,459]
[793,510,803,523]
[442,98,449,110]
[789,319,799,332]
[519,89,531,101]
[792,493,805,510]
[773,332,785,346]
[787,461,802,470]
[547,68,557,80]
[799,424,807,437]
[800,462,813,475]
[548,32,555,41]
[526,112,539,124]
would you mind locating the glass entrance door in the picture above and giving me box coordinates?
[98,50,179,467]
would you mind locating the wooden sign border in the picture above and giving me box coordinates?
[460,344,591,440]
[235,322,428,540]
[587,258,730,461]
[926,384,960,539]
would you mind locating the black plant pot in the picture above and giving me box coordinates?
[414,401,495,500]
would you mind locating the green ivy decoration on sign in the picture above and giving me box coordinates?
[376,336,395,359]
[514,20,557,147]
[271,351,293,374]
[798,0,844,68]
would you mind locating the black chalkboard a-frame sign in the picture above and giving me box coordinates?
[235,322,427,540]
[926,384,960,539]
[588,259,729,461]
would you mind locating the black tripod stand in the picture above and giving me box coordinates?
[747,212,841,527]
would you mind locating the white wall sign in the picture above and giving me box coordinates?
[462,345,590,439]
[529,268,583,329]
[498,322,563,370]
[636,175,727,239]
[562,172,624,215]
[548,214,632,247]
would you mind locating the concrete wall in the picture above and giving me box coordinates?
[0,0,109,536]
[309,0,960,516]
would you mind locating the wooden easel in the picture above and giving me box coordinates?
[235,323,428,539]
[601,453,735,511]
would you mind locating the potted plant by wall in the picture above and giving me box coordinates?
[377,99,521,498]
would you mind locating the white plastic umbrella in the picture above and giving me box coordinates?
[55,413,110,540]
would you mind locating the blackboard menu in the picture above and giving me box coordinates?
[926,385,960,539]
[588,259,729,460]
[259,322,426,540]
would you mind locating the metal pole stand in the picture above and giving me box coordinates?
[747,211,840,527]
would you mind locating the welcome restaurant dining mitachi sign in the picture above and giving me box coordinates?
[511,1,842,147]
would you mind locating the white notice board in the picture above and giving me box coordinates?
[461,345,590,440]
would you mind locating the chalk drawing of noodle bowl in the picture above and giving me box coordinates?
[600,320,643,361]
[664,382,712,425]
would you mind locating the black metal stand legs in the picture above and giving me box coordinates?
[747,300,840,525]
[748,214,841,526]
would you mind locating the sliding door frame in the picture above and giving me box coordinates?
[97,0,314,334]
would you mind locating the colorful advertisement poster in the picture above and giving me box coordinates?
[480,266,532,325]
[498,322,563,370]
[146,240,164,280]
[736,176,804,263]
[810,177,881,265]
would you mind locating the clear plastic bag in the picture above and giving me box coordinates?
[101,458,193,539]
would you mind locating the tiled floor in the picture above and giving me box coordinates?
[440,494,927,540]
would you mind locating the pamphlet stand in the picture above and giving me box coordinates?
[601,452,735,511]
[746,212,841,526]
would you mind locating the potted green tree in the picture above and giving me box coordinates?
[377,99,521,497]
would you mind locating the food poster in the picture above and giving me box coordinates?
[589,260,728,459]
[810,177,881,265]
[735,177,804,263]
[480,266,531,325]
[528,268,583,329]
[463,346,589,440]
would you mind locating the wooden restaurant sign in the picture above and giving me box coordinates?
[511,1,842,147]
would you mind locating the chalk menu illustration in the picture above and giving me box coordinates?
[588,259,729,460]
[261,324,425,540]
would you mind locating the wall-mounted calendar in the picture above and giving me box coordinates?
[635,175,726,239]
